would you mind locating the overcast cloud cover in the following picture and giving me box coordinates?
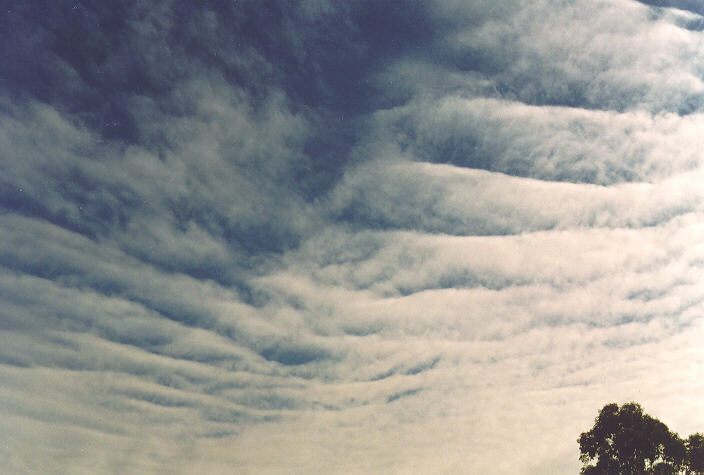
[3,0,704,472]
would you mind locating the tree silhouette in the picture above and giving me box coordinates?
[578,402,685,474]
[688,433,704,474]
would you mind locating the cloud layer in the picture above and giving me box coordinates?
[3,0,704,473]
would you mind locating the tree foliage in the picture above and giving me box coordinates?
[688,433,704,474]
[578,402,686,474]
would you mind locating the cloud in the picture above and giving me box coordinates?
[4,0,704,473]
[364,96,704,184]
[422,0,704,112]
[329,158,703,235]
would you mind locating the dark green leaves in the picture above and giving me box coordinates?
[578,402,686,474]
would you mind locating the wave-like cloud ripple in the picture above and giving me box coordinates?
[3,0,704,472]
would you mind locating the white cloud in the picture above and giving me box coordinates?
[429,0,704,112]
[367,96,704,183]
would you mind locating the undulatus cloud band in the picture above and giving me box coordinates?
[2,0,704,473]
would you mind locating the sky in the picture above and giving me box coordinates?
[2,0,704,473]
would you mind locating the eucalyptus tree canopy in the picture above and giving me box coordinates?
[578,402,685,474]
[687,433,704,474]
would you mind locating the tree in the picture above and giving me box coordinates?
[687,433,704,474]
[578,402,686,474]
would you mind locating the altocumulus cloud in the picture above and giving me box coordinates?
[3,0,704,473]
